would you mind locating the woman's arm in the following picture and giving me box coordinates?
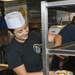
[13,64,43,75]
[48,34,62,46]
[13,64,55,75]
[48,34,65,59]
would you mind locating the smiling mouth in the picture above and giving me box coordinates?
[23,34,28,37]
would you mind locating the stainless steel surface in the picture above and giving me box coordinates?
[0,64,8,67]
[0,66,8,71]
[41,1,75,75]
[50,41,75,49]
[41,1,49,75]
[47,0,75,7]
[48,42,75,56]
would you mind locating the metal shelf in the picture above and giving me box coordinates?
[48,41,75,56]
[41,0,75,75]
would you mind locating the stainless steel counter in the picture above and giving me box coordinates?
[0,66,8,71]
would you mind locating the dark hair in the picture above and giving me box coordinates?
[72,16,75,22]
[8,29,14,34]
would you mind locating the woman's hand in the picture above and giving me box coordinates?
[56,55,66,59]
[49,71,56,75]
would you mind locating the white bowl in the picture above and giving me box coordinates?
[55,70,73,75]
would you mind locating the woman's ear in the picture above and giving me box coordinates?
[8,30,14,36]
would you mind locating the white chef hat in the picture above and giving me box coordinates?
[4,11,25,29]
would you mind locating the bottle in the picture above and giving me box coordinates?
[19,7,25,17]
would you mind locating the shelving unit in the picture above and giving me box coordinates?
[48,9,57,25]
[29,19,41,32]
[41,0,75,75]
[28,1,58,32]
[4,1,27,19]
[27,2,41,32]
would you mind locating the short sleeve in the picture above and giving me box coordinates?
[59,24,75,44]
[5,49,23,69]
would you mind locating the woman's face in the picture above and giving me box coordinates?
[14,25,29,43]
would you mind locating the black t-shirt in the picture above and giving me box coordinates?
[59,22,75,44]
[5,32,43,72]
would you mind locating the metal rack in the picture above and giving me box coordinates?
[41,0,75,75]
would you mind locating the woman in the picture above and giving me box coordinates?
[5,11,62,75]
[51,16,75,72]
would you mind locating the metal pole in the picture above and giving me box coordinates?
[46,0,75,7]
[41,1,49,75]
